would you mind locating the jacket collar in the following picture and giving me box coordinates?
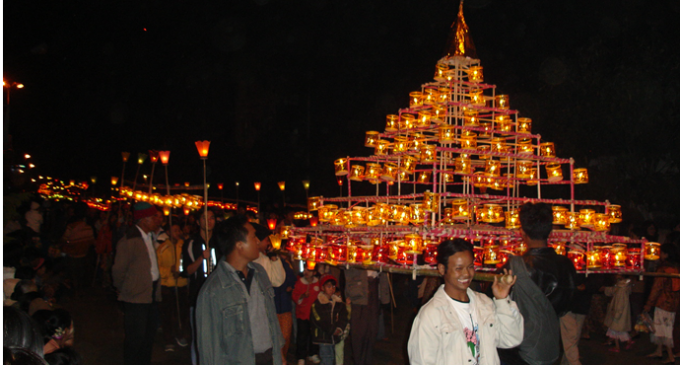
[217,260,260,290]
[429,285,495,325]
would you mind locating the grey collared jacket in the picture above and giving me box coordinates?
[197,260,283,365]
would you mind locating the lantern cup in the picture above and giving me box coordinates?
[384,114,398,131]
[424,243,439,265]
[539,142,555,157]
[517,117,532,134]
[545,163,563,182]
[627,248,642,269]
[515,160,533,180]
[495,95,509,109]
[505,209,521,229]
[410,204,425,224]
[375,140,390,156]
[483,204,504,223]
[578,209,596,227]
[467,66,483,83]
[266,219,277,231]
[365,131,380,147]
[280,226,291,240]
[450,199,470,220]
[334,158,349,176]
[517,138,534,155]
[565,212,580,230]
[573,168,589,184]
[417,171,432,184]
[405,234,424,254]
[122,151,131,162]
[277,181,286,191]
[349,165,365,181]
[423,191,440,213]
[158,150,170,165]
[611,244,627,267]
[409,91,423,107]
[607,205,623,224]
[552,206,568,225]
[549,242,567,256]
[270,234,282,250]
[380,163,398,182]
[593,213,611,232]
[195,141,210,158]
[645,242,660,260]
[469,89,486,106]
[586,250,602,269]
[598,246,612,269]
[439,124,456,144]
[420,144,436,163]
[568,248,586,270]
[307,197,321,211]
[483,245,501,265]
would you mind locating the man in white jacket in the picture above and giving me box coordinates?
[408,238,524,365]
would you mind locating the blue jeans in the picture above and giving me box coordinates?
[319,344,334,365]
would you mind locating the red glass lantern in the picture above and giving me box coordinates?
[158,151,170,165]
[266,219,277,231]
[149,150,159,163]
[195,141,210,158]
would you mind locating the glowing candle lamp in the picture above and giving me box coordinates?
[334,158,349,176]
[380,163,398,181]
[485,159,501,177]
[586,250,602,269]
[434,63,449,81]
[424,88,439,105]
[549,242,567,256]
[540,142,556,157]
[364,131,380,147]
[416,111,431,128]
[467,66,483,83]
[405,234,424,254]
[484,245,501,265]
[454,156,472,175]
[645,242,660,260]
[477,145,491,160]
[439,124,456,144]
[469,89,486,107]
[460,131,477,150]
[607,205,623,224]
[385,114,399,131]
[578,209,596,227]
[573,168,589,184]
[505,209,521,229]
[552,206,568,225]
[409,91,423,107]
[399,113,416,130]
[393,136,409,153]
[495,95,509,109]
[410,203,425,224]
[517,118,532,134]
[420,145,437,163]
[479,122,492,138]
[517,138,534,155]
[349,165,365,181]
[438,87,451,104]
[307,197,321,211]
[464,108,479,126]
[374,139,390,156]
[565,212,580,230]
[516,160,534,179]
[424,243,439,265]
[568,248,586,270]
[545,163,563,182]
[451,199,470,219]
[593,213,611,232]
[423,191,440,212]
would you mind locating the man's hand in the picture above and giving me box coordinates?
[202,249,210,259]
[492,269,516,299]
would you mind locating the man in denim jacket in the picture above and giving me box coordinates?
[197,215,284,365]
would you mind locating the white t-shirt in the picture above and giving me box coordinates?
[446,294,480,365]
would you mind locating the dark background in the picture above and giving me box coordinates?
[4,0,679,223]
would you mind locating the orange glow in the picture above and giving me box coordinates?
[137,153,147,164]
[149,150,159,163]
[217,183,223,190]
[278,181,286,191]
[267,219,277,231]
[254,182,261,191]
[122,152,130,162]
[158,151,170,165]
[195,140,211,158]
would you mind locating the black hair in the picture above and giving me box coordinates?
[519,203,553,241]
[3,307,45,357]
[661,243,680,264]
[194,208,217,223]
[214,215,249,257]
[436,238,474,272]
[44,347,82,365]
[4,346,48,365]
[14,267,36,281]
[32,309,72,342]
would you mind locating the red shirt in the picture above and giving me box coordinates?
[292,276,320,320]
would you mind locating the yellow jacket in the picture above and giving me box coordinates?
[156,239,188,287]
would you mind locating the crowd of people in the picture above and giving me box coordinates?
[3,196,680,365]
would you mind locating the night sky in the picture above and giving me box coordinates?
[4,0,680,216]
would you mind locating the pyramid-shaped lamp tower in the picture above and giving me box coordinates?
[291,2,645,275]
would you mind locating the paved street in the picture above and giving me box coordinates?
[64,278,671,365]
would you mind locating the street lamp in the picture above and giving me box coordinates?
[148,150,159,195]
[278,181,286,206]
[158,150,172,229]
[235,181,239,202]
[195,140,211,273]
[254,182,261,219]
[132,153,146,192]
[2,79,24,150]
[302,180,310,200]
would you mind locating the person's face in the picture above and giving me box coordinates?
[153,211,163,229]
[239,222,260,261]
[303,268,314,279]
[438,250,475,298]
[322,281,336,296]
[200,211,216,231]
[171,225,182,240]
[258,236,271,252]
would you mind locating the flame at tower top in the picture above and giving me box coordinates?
[443,1,478,60]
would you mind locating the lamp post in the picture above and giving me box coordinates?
[336,177,343,197]
[278,181,286,207]
[3,80,24,148]
[120,152,130,193]
[111,176,119,199]
[235,181,240,202]
[302,180,310,200]
[254,182,261,221]
[195,140,211,273]
[132,153,147,192]
[218,183,224,202]
[148,150,159,195]
[158,151,171,227]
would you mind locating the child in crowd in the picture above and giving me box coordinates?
[292,266,321,365]
[645,243,680,364]
[602,274,633,352]
[310,275,348,365]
